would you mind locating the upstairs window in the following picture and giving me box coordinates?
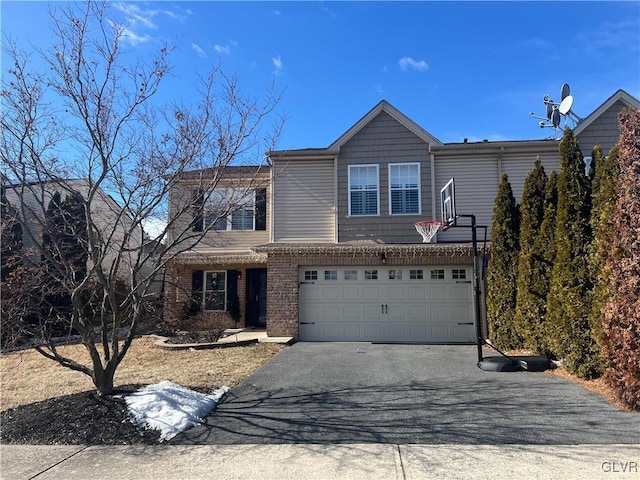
[206,188,254,231]
[193,187,266,233]
[389,163,420,215]
[349,165,379,216]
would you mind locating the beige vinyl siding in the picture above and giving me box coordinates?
[501,152,561,201]
[433,142,562,242]
[337,111,432,243]
[576,99,628,155]
[168,178,271,250]
[273,159,335,242]
[434,155,498,242]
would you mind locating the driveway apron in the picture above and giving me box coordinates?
[171,343,640,445]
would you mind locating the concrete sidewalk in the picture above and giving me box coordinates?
[2,444,638,480]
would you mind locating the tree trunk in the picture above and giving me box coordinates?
[93,362,116,396]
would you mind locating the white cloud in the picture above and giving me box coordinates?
[111,2,192,47]
[192,43,207,58]
[162,8,192,22]
[399,57,429,72]
[272,55,284,73]
[110,21,152,46]
[113,2,159,30]
[214,44,231,55]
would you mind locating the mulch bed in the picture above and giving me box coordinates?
[0,385,162,445]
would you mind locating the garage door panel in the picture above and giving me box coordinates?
[343,324,362,339]
[452,304,473,321]
[363,324,383,340]
[408,287,426,300]
[389,325,408,340]
[364,305,382,320]
[429,286,448,301]
[299,266,474,343]
[323,305,340,318]
[408,305,427,319]
[323,287,340,301]
[430,305,448,319]
[431,325,450,341]
[450,285,471,301]
[300,287,320,302]
[387,286,405,301]
[363,287,381,300]
[343,305,361,320]
[387,304,405,320]
[301,304,321,321]
[343,287,360,301]
[453,324,474,342]
[409,325,428,339]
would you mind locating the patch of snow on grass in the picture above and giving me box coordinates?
[124,380,229,441]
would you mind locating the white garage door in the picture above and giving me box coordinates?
[299,266,475,343]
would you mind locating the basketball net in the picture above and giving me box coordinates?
[414,220,443,243]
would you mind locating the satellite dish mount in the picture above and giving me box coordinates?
[529,83,583,138]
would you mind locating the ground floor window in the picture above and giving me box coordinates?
[204,271,226,311]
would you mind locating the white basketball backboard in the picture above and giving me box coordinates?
[440,178,456,229]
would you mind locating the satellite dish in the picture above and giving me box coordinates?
[546,102,553,120]
[559,95,574,115]
[552,108,561,128]
[561,83,571,100]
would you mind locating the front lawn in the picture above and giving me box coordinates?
[0,337,285,444]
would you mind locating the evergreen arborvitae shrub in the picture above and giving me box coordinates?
[486,173,521,350]
[514,158,547,348]
[527,172,558,355]
[546,128,600,378]
[602,109,640,410]
[588,145,619,356]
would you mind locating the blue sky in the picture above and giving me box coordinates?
[2,1,639,151]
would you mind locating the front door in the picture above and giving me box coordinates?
[246,268,267,327]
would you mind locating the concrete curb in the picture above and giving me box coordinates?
[151,330,295,350]
[153,336,259,350]
[2,444,638,480]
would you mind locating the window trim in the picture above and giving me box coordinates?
[348,164,380,217]
[388,162,421,215]
[203,270,227,311]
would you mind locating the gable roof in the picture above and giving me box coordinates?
[328,100,443,150]
[574,89,640,136]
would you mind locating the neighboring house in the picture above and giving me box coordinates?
[165,89,639,343]
[2,178,160,292]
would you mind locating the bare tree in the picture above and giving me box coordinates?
[0,1,283,395]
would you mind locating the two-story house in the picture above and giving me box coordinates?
[165,89,639,343]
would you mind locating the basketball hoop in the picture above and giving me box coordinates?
[414,220,443,243]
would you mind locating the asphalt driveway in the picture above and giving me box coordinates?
[171,343,640,445]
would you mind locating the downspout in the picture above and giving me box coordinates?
[334,155,339,242]
[497,146,504,178]
[430,150,437,240]
[269,164,275,244]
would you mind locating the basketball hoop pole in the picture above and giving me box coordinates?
[453,214,485,365]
